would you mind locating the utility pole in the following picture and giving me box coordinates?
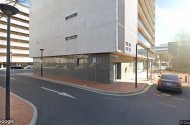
[40,49,44,77]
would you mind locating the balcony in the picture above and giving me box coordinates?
[1,18,29,28]
[14,4,29,14]
[14,13,29,21]
[0,26,29,36]
[0,33,29,41]
[139,5,155,37]
[138,19,152,40]
[138,32,154,50]
[0,40,29,48]
[0,55,32,62]
[0,48,29,55]
[0,20,28,30]
[144,0,155,23]
[138,2,154,31]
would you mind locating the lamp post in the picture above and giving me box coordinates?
[40,49,44,77]
[147,49,149,80]
[159,54,163,74]
[0,4,19,120]
[135,43,138,88]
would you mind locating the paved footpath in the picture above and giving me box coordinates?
[27,74,147,93]
[0,87,35,125]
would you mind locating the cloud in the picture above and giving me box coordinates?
[155,1,190,45]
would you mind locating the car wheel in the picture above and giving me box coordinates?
[179,90,182,94]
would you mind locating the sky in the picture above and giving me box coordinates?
[156,0,190,46]
[18,0,29,6]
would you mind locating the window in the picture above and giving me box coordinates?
[65,13,77,20]
[129,48,131,52]
[126,41,132,52]
[65,35,77,41]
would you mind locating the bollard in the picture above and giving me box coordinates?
[185,76,187,83]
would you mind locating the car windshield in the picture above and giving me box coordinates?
[161,75,179,81]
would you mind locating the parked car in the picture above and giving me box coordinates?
[10,66,24,70]
[25,65,33,69]
[157,74,182,93]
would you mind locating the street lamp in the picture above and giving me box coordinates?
[159,54,163,74]
[0,4,19,120]
[147,49,149,80]
[135,43,138,88]
[40,49,44,77]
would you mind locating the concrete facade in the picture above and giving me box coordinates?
[30,0,155,83]
[0,0,32,68]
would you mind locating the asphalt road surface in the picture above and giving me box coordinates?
[0,70,190,125]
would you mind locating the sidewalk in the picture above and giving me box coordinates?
[0,87,34,125]
[27,74,148,93]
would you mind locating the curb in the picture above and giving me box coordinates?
[23,74,152,96]
[0,86,38,125]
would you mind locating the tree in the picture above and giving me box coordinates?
[172,31,190,72]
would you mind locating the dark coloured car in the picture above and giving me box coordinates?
[157,74,182,93]
[10,66,24,70]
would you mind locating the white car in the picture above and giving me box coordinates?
[25,65,33,69]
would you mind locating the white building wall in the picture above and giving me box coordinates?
[30,0,117,57]
[125,0,138,55]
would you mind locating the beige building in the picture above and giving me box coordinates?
[30,0,155,83]
[138,0,155,51]
[0,0,32,68]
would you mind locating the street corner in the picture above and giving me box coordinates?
[0,87,37,125]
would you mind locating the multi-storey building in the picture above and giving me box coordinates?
[155,44,172,70]
[30,0,155,83]
[0,0,32,68]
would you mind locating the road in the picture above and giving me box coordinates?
[0,70,190,125]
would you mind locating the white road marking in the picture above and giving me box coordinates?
[10,78,15,80]
[161,93,171,97]
[173,97,184,101]
[154,94,185,101]
[154,101,176,108]
[41,87,76,99]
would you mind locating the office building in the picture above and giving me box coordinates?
[30,0,155,83]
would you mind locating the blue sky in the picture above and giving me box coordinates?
[18,0,29,6]
[156,0,190,45]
